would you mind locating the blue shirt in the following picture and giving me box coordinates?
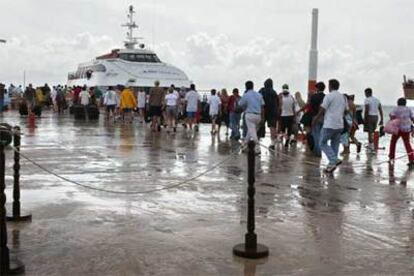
[239,90,264,114]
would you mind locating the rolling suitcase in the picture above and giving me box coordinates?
[86,104,99,120]
[74,104,86,120]
[32,105,42,117]
[19,102,28,116]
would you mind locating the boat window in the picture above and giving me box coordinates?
[145,54,159,63]
[91,64,106,72]
[119,53,161,63]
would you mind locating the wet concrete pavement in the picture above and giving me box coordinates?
[1,111,414,275]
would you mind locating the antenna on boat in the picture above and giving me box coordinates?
[121,5,143,49]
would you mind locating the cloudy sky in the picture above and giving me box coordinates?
[1,0,413,104]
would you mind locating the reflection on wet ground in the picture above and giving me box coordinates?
[2,111,414,275]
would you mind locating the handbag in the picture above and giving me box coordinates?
[384,119,401,135]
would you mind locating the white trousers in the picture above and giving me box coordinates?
[245,113,261,142]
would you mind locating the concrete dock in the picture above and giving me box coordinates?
[2,111,414,275]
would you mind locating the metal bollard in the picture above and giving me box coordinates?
[0,126,25,275]
[7,126,32,222]
[233,141,269,259]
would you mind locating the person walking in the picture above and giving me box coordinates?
[239,81,264,154]
[348,95,362,153]
[312,79,348,173]
[55,87,66,114]
[103,86,117,120]
[259,78,279,150]
[24,84,36,112]
[208,89,222,134]
[228,88,242,140]
[79,86,90,106]
[310,82,326,157]
[219,88,230,135]
[164,86,179,132]
[137,89,147,124]
[149,80,165,131]
[184,84,200,131]
[388,98,414,167]
[119,85,137,124]
[364,88,384,151]
[279,84,296,147]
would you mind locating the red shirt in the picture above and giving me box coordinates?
[228,95,241,113]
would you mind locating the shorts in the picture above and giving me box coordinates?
[280,116,295,136]
[106,105,116,113]
[150,105,162,117]
[364,115,378,133]
[122,108,132,113]
[166,106,177,117]
[187,111,196,118]
[210,113,219,121]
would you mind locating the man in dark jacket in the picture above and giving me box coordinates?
[259,78,279,150]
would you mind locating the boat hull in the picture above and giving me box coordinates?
[68,59,190,88]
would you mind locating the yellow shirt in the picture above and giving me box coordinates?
[119,88,137,109]
[35,88,45,103]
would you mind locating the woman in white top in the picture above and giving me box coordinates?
[137,89,147,124]
[164,87,178,132]
[279,84,297,147]
[79,87,90,106]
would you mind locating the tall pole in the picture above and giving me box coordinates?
[308,8,319,94]
[23,71,26,90]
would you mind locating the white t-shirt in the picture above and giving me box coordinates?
[104,90,117,106]
[364,96,381,116]
[51,88,57,101]
[280,93,296,117]
[165,93,178,106]
[185,90,200,112]
[137,91,146,108]
[208,95,221,115]
[80,90,90,105]
[321,90,348,129]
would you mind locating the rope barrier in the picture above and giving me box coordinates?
[12,145,241,195]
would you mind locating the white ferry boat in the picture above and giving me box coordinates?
[67,5,190,89]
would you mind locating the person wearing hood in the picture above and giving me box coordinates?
[278,84,297,147]
[259,78,279,149]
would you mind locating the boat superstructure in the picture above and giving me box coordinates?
[67,5,190,88]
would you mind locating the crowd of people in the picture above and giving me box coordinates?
[1,79,413,173]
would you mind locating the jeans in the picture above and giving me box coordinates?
[245,113,261,142]
[311,121,323,156]
[320,128,343,166]
[0,98,3,113]
[229,112,241,139]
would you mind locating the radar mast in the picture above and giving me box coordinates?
[121,5,143,49]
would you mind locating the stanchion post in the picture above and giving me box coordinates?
[7,126,32,222]
[233,141,269,259]
[0,126,25,275]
